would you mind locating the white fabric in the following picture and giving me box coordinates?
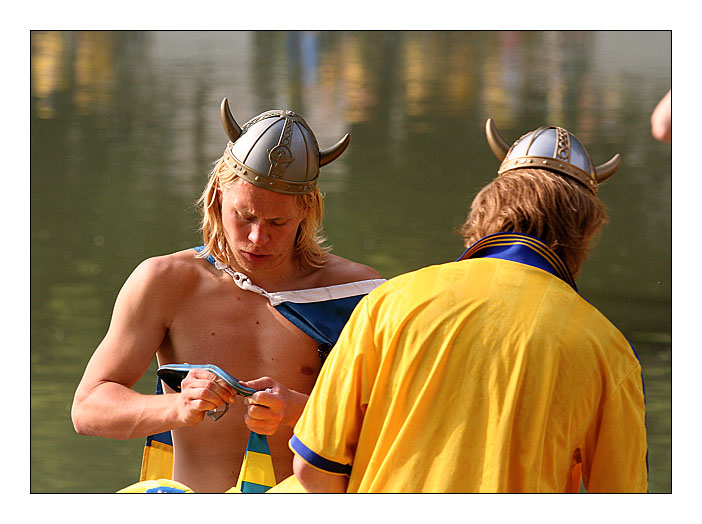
[214,259,385,306]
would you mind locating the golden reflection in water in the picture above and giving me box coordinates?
[404,34,429,118]
[31,31,67,119]
[445,38,474,113]
[339,34,374,125]
[480,49,512,127]
[73,31,116,116]
[479,31,531,129]
[575,72,597,144]
[316,41,340,115]
[31,31,117,120]
[543,31,566,126]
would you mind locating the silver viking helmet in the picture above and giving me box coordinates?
[220,98,351,195]
[485,118,622,193]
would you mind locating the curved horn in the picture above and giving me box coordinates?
[220,98,242,142]
[594,153,622,184]
[485,118,510,161]
[319,133,351,167]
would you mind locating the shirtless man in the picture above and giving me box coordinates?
[71,99,383,493]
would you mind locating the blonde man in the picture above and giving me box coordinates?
[72,99,383,493]
[290,120,647,493]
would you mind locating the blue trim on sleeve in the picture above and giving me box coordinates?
[289,435,352,476]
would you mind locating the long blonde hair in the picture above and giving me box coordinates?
[197,156,330,268]
[458,169,608,277]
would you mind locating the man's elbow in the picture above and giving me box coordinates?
[71,392,112,438]
[70,396,93,436]
[293,454,348,493]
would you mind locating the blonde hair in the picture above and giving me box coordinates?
[197,157,330,269]
[458,169,608,277]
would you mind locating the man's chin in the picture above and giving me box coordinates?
[233,253,275,274]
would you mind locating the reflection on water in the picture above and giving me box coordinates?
[30,30,671,493]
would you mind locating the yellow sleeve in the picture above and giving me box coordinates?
[290,296,379,475]
[581,366,648,493]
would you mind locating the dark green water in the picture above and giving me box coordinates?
[30,30,671,493]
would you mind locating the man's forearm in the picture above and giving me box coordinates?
[72,381,180,440]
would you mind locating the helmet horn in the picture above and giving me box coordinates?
[319,133,351,167]
[485,118,510,160]
[594,153,622,184]
[220,98,242,142]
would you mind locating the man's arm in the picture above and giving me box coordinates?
[650,90,671,143]
[293,455,348,493]
[71,257,235,440]
[582,366,648,493]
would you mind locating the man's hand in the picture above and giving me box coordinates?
[176,368,237,426]
[239,377,309,435]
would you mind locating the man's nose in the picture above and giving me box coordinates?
[248,222,269,245]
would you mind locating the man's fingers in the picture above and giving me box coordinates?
[239,376,275,389]
[246,402,272,420]
[183,373,236,403]
[190,397,220,412]
[244,411,278,435]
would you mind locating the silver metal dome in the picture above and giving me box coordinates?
[485,119,622,193]
[220,99,350,195]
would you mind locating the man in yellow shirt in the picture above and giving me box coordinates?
[289,120,648,493]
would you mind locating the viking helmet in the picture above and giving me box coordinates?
[220,98,350,195]
[485,118,621,193]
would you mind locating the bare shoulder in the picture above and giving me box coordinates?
[125,248,210,297]
[138,248,194,268]
[310,254,383,287]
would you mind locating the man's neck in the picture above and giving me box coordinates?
[228,259,316,293]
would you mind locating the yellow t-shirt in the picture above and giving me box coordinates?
[291,257,648,493]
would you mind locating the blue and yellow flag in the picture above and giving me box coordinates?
[235,432,276,493]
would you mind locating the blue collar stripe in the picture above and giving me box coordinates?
[458,233,576,290]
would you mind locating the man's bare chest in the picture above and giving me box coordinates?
[157,284,322,389]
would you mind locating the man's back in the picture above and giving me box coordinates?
[296,256,647,492]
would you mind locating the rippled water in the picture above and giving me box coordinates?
[30,30,671,493]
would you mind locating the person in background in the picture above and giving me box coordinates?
[72,98,383,493]
[651,89,671,142]
[288,119,648,493]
